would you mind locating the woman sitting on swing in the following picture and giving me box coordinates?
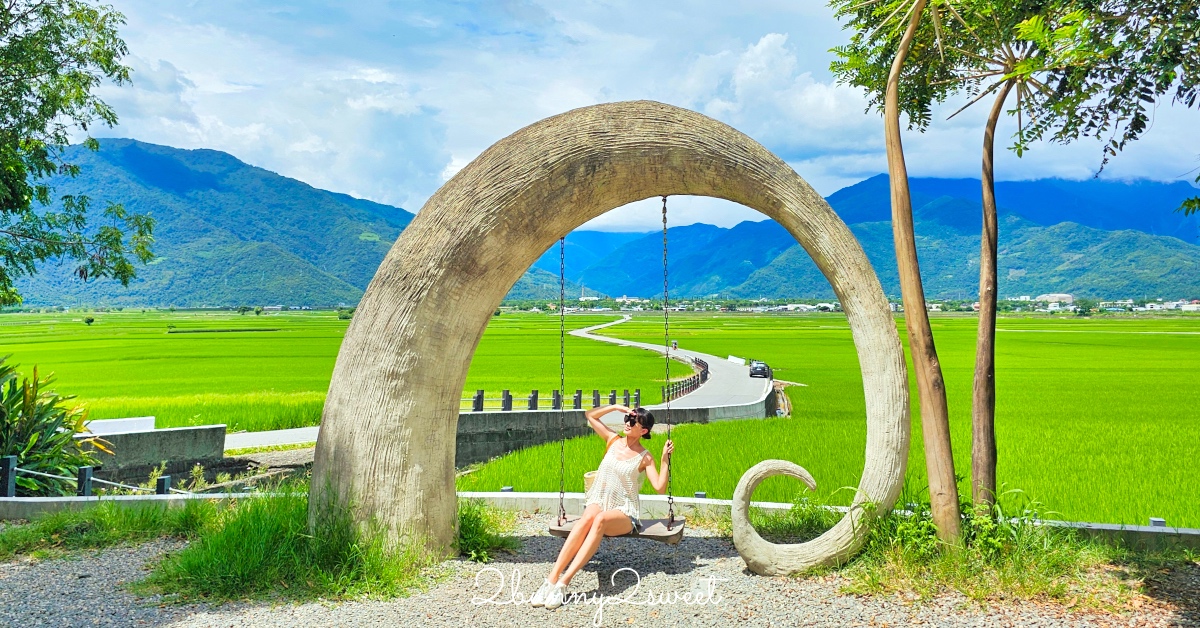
[531,403,673,609]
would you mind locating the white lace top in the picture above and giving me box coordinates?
[585,437,651,519]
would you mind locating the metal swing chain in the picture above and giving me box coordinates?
[557,236,567,525]
[661,195,675,525]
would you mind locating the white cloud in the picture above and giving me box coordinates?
[98,1,1200,227]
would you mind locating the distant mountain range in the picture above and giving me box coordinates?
[13,139,1200,306]
[540,174,1200,300]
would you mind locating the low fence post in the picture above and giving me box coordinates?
[1,456,15,498]
[502,390,512,411]
[77,466,93,497]
[552,389,562,410]
[528,390,538,411]
[472,390,484,412]
[634,389,641,406]
[574,390,583,409]
[609,390,616,405]
[623,389,630,406]
[592,390,600,408]
[156,475,171,495]
[661,386,666,403]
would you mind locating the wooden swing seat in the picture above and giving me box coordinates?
[548,514,686,545]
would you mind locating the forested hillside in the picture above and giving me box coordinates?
[14,140,1200,305]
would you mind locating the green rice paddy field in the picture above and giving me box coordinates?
[460,313,1200,529]
[0,311,688,432]
[2,309,1198,527]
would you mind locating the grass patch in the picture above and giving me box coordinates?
[142,493,521,601]
[0,483,523,602]
[0,499,219,561]
[140,489,437,601]
[842,494,1117,604]
[689,488,1198,608]
[689,494,843,544]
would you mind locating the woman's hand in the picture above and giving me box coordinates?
[662,439,674,461]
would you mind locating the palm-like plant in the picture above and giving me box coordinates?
[0,356,110,496]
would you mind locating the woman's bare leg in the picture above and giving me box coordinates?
[547,504,600,583]
[558,509,633,587]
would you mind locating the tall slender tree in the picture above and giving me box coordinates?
[924,1,1070,509]
[835,0,1200,519]
[831,0,966,543]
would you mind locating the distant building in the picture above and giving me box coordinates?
[925,302,943,312]
[263,305,283,311]
[1035,293,1074,304]
[579,296,600,302]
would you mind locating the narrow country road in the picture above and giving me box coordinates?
[224,315,771,450]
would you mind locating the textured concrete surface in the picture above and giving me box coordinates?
[77,425,226,480]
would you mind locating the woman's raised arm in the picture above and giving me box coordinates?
[643,440,673,494]
[584,404,628,441]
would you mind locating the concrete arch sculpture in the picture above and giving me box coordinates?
[309,100,910,573]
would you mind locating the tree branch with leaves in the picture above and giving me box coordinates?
[0,0,153,307]
[1011,0,1200,213]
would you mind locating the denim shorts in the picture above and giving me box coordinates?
[627,513,643,533]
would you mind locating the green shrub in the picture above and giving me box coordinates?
[0,356,109,496]
[457,498,519,562]
[843,488,1122,604]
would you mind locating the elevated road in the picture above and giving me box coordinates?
[225,315,772,449]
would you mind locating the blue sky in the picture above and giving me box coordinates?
[99,1,1200,231]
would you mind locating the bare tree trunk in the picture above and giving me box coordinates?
[971,80,1015,509]
[884,0,961,544]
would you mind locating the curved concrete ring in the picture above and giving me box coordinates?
[732,460,825,575]
[309,101,910,570]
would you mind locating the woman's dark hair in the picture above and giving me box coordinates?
[630,407,654,440]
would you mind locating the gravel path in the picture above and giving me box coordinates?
[0,513,1192,627]
[0,539,201,627]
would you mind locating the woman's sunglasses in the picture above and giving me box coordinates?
[623,414,640,427]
